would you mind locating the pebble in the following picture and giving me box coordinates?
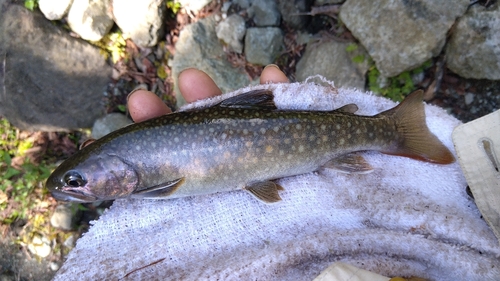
[27,235,51,258]
[50,204,74,231]
[465,93,475,106]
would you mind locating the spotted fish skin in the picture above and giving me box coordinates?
[46,90,455,203]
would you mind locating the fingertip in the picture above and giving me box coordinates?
[178,68,222,103]
[127,90,171,123]
[260,64,289,84]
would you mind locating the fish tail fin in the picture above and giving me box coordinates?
[379,90,455,164]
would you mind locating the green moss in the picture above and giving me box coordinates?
[367,60,432,102]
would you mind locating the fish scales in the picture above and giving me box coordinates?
[46,90,454,203]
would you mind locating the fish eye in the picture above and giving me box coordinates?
[63,171,86,187]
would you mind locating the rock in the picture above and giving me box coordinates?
[277,0,311,29]
[248,0,281,27]
[296,41,369,89]
[39,0,73,20]
[0,2,110,131]
[50,204,74,230]
[464,93,475,106]
[27,235,51,258]
[50,262,60,271]
[177,0,212,13]
[172,16,253,107]
[340,0,469,77]
[91,113,132,139]
[446,4,500,80]
[67,0,114,41]
[215,14,246,53]
[233,0,250,9]
[245,27,284,65]
[112,0,165,47]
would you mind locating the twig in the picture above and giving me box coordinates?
[122,258,166,279]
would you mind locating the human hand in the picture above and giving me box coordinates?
[127,65,289,122]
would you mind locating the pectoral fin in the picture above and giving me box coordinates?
[132,177,185,198]
[245,181,284,203]
[324,154,374,174]
[335,103,358,114]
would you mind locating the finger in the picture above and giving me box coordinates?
[127,89,171,123]
[260,64,289,84]
[178,68,222,103]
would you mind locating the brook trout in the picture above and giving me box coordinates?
[46,90,454,203]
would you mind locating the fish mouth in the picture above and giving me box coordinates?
[50,189,98,203]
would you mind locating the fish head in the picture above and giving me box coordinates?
[46,153,138,202]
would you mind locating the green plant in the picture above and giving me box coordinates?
[24,0,38,11]
[167,0,182,15]
[0,118,53,224]
[92,31,128,63]
[367,60,432,102]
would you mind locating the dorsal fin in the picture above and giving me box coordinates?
[79,138,96,150]
[217,89,277,110]
[334,103,358,114]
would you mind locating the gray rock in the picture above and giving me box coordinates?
[249,0,281,27]
[464,93,475,106]
[67,0,114,41]
[340,0,469,77]
[215,14,246,53]
[0,2,110,131]
[39,0,73,20]
[50,204,74,230]
[112,0,165,47]
[296,41,369,89]
[177,0,212,13]
[446,4,500,80]
[172,16,253,107]
[234,0,250,9]
[277,0,311,29]
[92,113,132,139]
[245,27,284,65]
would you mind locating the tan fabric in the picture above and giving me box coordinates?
[313,262,390,281]
[453,109,500,244]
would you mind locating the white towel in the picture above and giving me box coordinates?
[54,78,500,281]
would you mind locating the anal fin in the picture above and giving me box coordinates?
[245,181,284,203]
[324,154,374,174]
[132,177,185,198]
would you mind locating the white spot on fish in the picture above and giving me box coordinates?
[243,129,249,135]
[260,128,266,134]
[209,128,215,133]
[174,137,179,143]
[135,145,141,150]
[296,124,302,130]
[339,138,345,145]
[298,145,304,153]
[336,124,341,130]
[273,126,279,133]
